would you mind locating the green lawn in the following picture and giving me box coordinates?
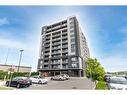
[95,81,108,90]
[0,86,14,90]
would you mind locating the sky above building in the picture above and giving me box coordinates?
[0,6,127,72]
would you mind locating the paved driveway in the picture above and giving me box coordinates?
[23,77,95,90]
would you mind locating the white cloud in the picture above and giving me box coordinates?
[0,38,26,49]
[100,56,127,72]
[0,17,9,26]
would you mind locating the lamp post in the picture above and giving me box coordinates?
[17,49,24,72]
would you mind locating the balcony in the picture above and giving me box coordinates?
[51,62,60,64]
[44,48,50,52]
[51,55,61,57]
[51,67,61,69]
[52,46,61,50]
[44,52,50,55]
[52,51,61,54]
[62,61,68,63]
[62,23,67,27]
[62,36,68,40]
[62,40,68,44]
[62,66,68,69]
[43,62,49,65]
[45,36,50,39]
[46,28,52,31]
[52,42,61,46]
[42,67,49,69]
[52,38,61,42]
[62,32,67,36]
[62,45,68,48]
[52,33,61,37]
[62,50,68,53]
[45,43,50,47]
[45,40,50,43]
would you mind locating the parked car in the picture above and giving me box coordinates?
[61,74,70,80]
[5,77,32,88]
[51,75,66,81]
[107,76,127,90]
[29,76,48,84]
[104,74,112,82]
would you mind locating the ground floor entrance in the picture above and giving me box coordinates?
[39,69,84,77]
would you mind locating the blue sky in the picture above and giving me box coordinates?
[0,6,127,72]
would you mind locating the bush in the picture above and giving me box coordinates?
[0,71,39,80]
[95,81,107,90]
[0,70,8,80]
[12,72,29,78]
[30,72,39,76]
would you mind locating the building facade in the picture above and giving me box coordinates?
[38,16,90,77]
[0,64,31,73]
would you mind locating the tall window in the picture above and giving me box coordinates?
[71,44,75,52]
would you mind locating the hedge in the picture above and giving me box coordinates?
[0,70,39,80]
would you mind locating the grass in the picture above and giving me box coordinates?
[95,81,108,90]
[0,86,14,90]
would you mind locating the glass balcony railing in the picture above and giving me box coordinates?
[52,51,61,54]
[62,61,68,64]
[52,42,61,45]
[52,46,61,49]
[51,62,60,64]
[62,40,68,43]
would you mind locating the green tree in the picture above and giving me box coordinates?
[85,58,105,81]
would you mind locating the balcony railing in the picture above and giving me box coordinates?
[44,52,50,55]
[51,62,60,64]
[42,67,49,69]
[62,40,68,43]
[62,45,68,48]
[52,46,61,50]
[43,62,49,64]
[52,67,61,69]
[52,42,61,45]
[62,67,68,69]
[52,38,61,42]
[52,33,61,37]
[52,51,61,54]
[62,61,68,63]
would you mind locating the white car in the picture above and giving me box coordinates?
[30,76,48,84]
[51,75,66,81]
[61,74,70,80]
[107,77,127,90]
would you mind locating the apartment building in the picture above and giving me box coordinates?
[38,16,90,77]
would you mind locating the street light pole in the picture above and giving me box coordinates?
[17,49,24,72]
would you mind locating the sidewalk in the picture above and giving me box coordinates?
[0,80,6,86]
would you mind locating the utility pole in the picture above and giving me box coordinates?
[17,49,24,72]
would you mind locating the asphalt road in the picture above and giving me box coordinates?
[22,77,95,90]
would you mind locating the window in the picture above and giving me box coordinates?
[70,21,74,25]
[69,18,74,22]
[71,47,75,52]
[72,63,77,68]
[71,39,75,42]
[70,30,74,33]
[71,44,75,48]
[70,25,74,29]
[70,34,75,37]
[71,57,78,61]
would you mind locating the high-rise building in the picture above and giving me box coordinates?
[37,16,90,77]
